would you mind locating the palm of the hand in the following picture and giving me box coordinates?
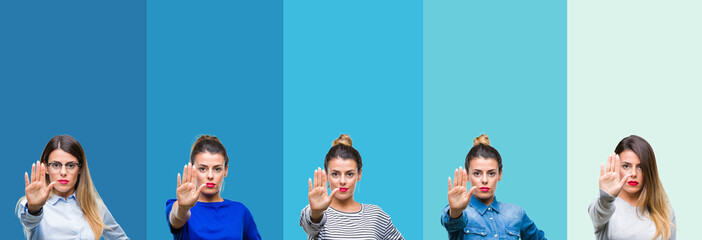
[177,182,200,207]
[448,186,470,210]
[308,186,331,211]
[599,153,631,197]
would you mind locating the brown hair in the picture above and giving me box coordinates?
[465,134,503,172]
[190,135,229,166]
[615,135,673,240]
[20,135,106,239]
[324,134,362,170]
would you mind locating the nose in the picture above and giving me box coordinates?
[339,175,347,186]
[207,169,214,180]
[481,175,488,184]
[629,167,637,178]
[60,165,68,176]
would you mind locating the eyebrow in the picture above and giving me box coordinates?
[472,169,497,172]
[197,164,222,167]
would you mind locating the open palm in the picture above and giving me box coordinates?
[176,163,206,209]
[25,161,56,213]
[448,167,476,217]
[308,167,339,213]
[599,153,631,197]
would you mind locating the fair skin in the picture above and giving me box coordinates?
[24,149,80,215]
[447,157,502,219]
[169,152,228,229]
[599,151,641,206]
[307,158,361,223]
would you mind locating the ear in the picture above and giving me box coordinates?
[497,170,502,182]
[357,169,362,182]
[224,165,228,178]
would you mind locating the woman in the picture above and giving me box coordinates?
[588,135,675,239]
[16,135,129,240]
[300,134,404,240]
[166,135,261,240]
[442,134,546,239]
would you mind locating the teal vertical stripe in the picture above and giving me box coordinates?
[423,0,566,239]
[147,0,283,239]
[283,0,423,239]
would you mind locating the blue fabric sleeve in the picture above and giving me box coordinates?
[520,209,546,240]
[165,199,184,240]
[440,205,467,240]
[243,206,262,240]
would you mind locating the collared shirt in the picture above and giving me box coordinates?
[17,193,129,240]
[441,195,546,240]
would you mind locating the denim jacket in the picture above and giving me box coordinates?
[441,196,546,240]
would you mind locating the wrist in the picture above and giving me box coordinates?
[310,209,324,223]
[449,208,463,219]
[27,204,42,216]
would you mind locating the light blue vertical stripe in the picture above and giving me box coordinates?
[423,0,567,239]
[283,0,423,239]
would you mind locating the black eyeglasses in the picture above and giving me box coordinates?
[47,162,82,173]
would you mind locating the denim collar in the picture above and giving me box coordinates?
[48,192,77,205]
[469,194,500,216]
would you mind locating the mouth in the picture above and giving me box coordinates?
[58,179,69,185]
[627,181,639,186]
[206,183,215,188]
[339,188,349,192]
[479,187,490,192]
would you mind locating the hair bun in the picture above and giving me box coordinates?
[197,135,220,143]
[332,134,353,147]
[473,134,490,146]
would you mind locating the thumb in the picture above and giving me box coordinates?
[328,188,340,198]
[618,174,632,187]
[197,184,207,194]
[467,186,478,196]
[45,182,56,194]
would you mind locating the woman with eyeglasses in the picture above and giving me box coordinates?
[16,135,129,240]
[166,135,261,240]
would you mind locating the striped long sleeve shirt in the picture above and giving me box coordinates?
[300,204,404,240]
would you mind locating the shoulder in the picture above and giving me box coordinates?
[362,204,391,218]
[497,201,527,218]
[222,199,247,208]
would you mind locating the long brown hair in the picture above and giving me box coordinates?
[615,135,674,240]
[21,135,106,239]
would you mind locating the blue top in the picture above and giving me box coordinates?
[17,193,129,240]
[165,199,261,240]
[441,195,546,240]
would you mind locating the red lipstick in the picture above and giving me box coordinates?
[627,181,639,186]
[479,187,490,192]
[206,183,215,188]
[58,179,69,184]
[339,188,349,192]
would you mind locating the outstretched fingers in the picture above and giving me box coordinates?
[25,172,30,187]
[618,174,632,187]
[468,186,477,196]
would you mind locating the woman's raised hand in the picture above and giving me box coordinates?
[599,153,631,197]
[448,167,476,218]
[308,168,339,218]
[25,161,56,214]
[176,163,206,209]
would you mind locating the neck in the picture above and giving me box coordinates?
[477,195,495,206]
[199,193,223,203]
[618,190,640,207]
[54,189,75,199]
[330,196,360,212]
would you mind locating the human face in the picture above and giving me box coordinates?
[46,149,80,198]
[468,157,502,204]
[326,158,361,201]
[619,150,643,195]
[193,152,228,197]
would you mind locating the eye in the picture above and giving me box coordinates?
[214,168,222,172]
[346,173,354,177]
[331,173,338,177]
[66,163,77,169]
[473,172,480,176]
[637,165,643,170]
[50,162,61,168]
[622,164,629,170]
[488,172,495,177]
[198,167,206,172]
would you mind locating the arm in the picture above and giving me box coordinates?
[17,198,43,232]
[588,189,616,232]
[100,202,130,240]
[440,205,468,238]
[300,205,326,239]
[519,209,546,240]
[381,212,404,240]
[243,206,262,240]
[169,163,206,230]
